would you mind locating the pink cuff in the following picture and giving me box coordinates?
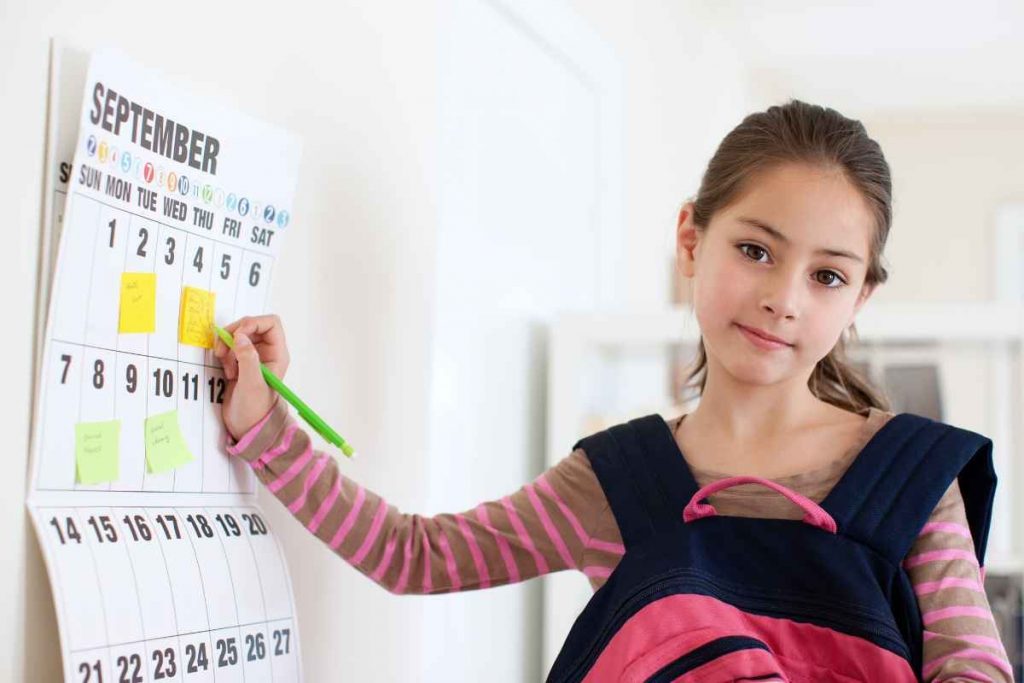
[226,397,281,457]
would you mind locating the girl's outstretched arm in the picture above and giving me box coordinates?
[212,314,612,594]
[226,398,606,594]
[905,481,1014,682]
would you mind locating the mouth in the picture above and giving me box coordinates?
[735,323,793,350]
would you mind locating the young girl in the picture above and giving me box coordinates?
[213,100,1012,681]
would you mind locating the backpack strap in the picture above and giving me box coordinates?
[574,414,700,551]
[820,413,997,567]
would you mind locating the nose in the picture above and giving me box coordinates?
[759,268,803,320]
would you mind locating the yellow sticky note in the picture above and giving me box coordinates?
[144,409,194,474]
[119,272,157,333]
[178,286,216,348]
[75,420,120,484]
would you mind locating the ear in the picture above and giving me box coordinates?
[676,201,700,279]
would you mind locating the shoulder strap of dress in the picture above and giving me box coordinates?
[821,412,997,566]
[574,414,700,551]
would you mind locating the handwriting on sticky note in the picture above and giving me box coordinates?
[144,410,194,474]
[178,286,216,348]
[75,420,120,484]
[119,272,156,334]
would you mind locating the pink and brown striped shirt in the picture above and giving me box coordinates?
[227,400,1013,682]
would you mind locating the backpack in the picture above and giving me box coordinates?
[545,411,997,682]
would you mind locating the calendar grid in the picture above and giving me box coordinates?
[234,510,269,620]
[146,506,186,675]
[172,504,217,678]
[116,506,153,665]
[229,505,274,681]
[36,506,78,682]
[37,184,277,496]
[199,351,207,496]
[209,505,250,683]
[35,504,299,682]
[36,486,255,494]
[82,511,114,648]
[107,207,131,494]
[68,619,295,655]
[209,507,243,627]
[30,49,303,682]
[144,342,156,492]
[73,185,100,494]
[80,192,280,257]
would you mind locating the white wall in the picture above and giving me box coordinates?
[563,0,749,309]
[423,1,619,679]
[1,0,746,681]
[857,110,1024,303]
[3,1,440,680]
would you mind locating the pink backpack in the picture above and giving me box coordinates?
[545,412,996,682]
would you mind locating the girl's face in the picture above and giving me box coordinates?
[677,162,877,388]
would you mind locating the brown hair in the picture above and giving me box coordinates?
[680,99,893,415]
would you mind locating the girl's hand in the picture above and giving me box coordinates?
[212,314,291,441]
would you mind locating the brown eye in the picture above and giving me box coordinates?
[737,244,768,262]
[816,270,847,289]
[739,243,847,291]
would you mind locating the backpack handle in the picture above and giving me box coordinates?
[683,476,838,534]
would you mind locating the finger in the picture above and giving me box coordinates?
[222,318,265,365]
[230,314,285,343]
[222,379,236,404]
[254,340,289,374]
[224,316,287,376]
[224,317,250,339]
[220,343,238,379]
[232,332,265,394]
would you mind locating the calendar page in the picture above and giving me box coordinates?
[28,46,304,682]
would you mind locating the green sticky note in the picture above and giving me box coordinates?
[144,410,194,474]
[75,420,120,484]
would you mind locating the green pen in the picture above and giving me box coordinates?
[214,324,356,458]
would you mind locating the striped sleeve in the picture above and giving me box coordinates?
[578,498,626,591]
[226,399,608,594]
[905,479,1013,682]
